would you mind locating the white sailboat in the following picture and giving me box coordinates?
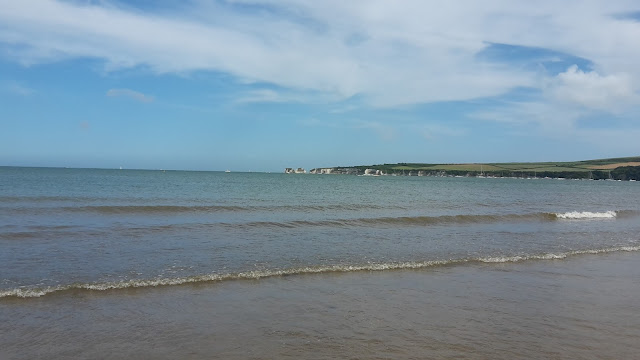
[478,164,485,178]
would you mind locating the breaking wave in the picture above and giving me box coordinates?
[232,210,635,229]
[3,245,639,299]
[9,202,631,221]
[555,211,618,219]
[4,211,636,238]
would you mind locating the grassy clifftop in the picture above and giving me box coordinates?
[341,156,640,180]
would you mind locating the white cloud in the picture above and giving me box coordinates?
[1,0,639,111]
[106,88,154,103]
[547,65,638,112]
[470,63,640,135]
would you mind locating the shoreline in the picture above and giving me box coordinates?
[2,251,639,359]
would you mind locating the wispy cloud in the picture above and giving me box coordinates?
[470,100,585,133]
[235,89,286,104]
[106,88,154,103]
[329,104,360,114]
[351,120,397,141]
[299,117,396,141]
[420,124,468,141]
[573,127,640,155]
[234,88,339,104]
[2,0,637,107]
[469,60,640,139]
[2,0,640,132]
[3,81,34,96]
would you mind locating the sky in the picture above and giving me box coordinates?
[1,0,640,172]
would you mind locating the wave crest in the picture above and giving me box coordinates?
[2,245,639,299]
[555,211,617,219]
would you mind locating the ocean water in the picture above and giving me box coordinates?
[1,167,640,359]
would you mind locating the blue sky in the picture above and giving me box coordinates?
[1,0,640,172]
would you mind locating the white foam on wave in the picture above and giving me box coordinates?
[0,288,51,298]
[0,260,457,299]
[480,246,640,264]
[480,253,568,263]
[555,211,617,219]
[3,246,640,299]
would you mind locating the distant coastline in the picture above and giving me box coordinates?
[287,156,640,181]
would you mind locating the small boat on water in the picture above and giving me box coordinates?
[225,170,231,173]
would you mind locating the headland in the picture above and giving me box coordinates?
[287,156,640,181]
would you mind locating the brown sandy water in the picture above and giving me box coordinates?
[2,251,638,360]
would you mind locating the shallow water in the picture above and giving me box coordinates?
[1,167,639,358]
[2,252,638,359]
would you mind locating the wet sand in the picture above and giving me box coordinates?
[2,251,639,359]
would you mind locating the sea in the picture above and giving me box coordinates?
[1,166,639,359]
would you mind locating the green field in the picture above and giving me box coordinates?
[347,156,640,180]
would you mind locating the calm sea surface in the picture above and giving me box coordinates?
[1,167,639,359]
